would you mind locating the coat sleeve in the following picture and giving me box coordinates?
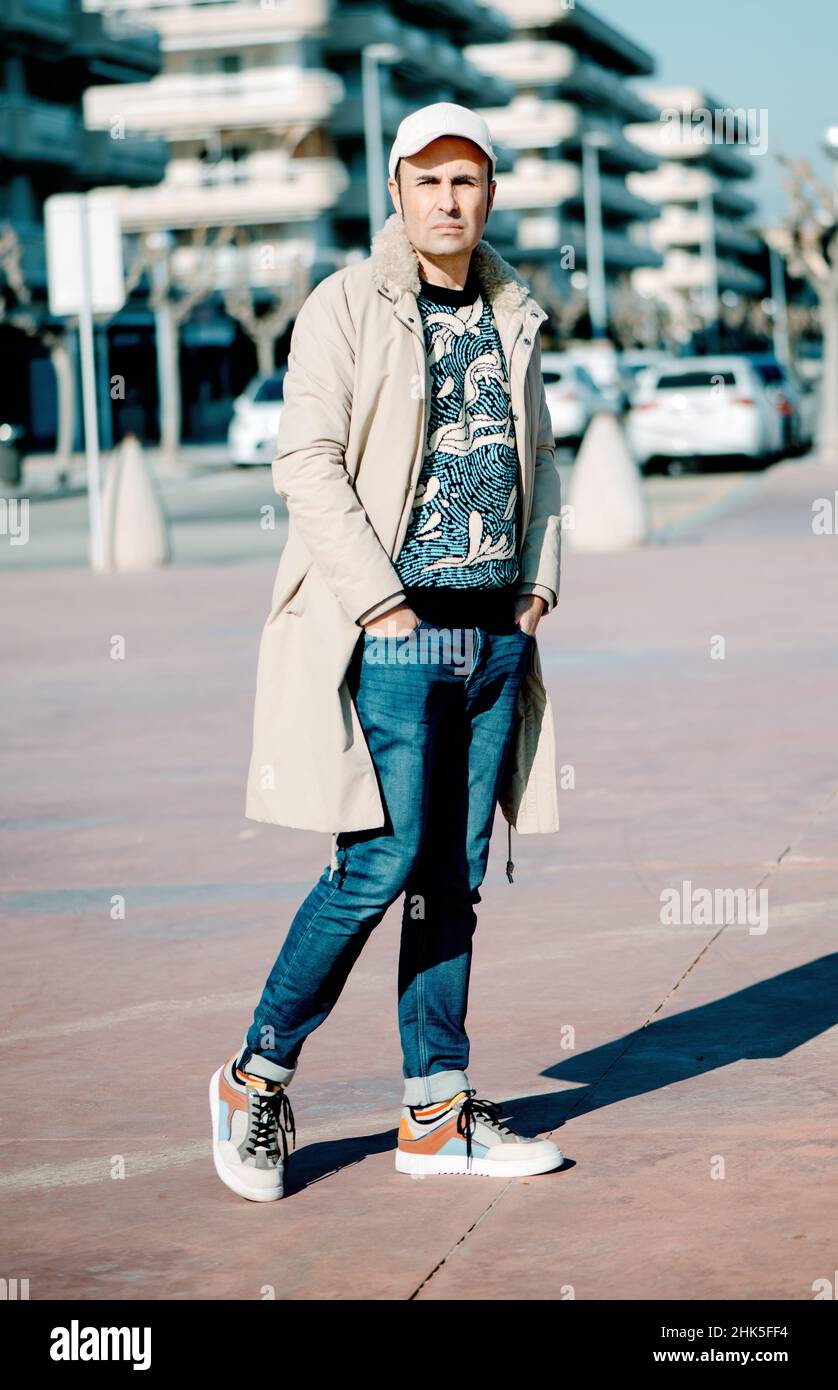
[271,275,406,625]
[515,332,563,613]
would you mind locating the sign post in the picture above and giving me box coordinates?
[44,193,125,572]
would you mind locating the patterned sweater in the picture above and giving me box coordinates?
[360,257,522,631]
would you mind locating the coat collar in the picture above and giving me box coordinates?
[368,212,543,326]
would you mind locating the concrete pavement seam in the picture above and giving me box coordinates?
[408,786,837,1295]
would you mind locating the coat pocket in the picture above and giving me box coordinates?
[283,567,311,616]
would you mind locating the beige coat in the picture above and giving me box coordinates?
[245,212,563,874]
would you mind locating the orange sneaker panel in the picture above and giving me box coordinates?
[220,1071,249,1114]
[398,1116,461,1153]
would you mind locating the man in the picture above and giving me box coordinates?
[210,103,564,1203]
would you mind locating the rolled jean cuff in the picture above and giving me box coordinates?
[402,1069,470,1107]
[238,1035,297,1087]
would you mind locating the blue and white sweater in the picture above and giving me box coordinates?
[360,259,522,629]
[397,263,520,598]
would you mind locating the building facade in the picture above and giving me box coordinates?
[464,0,663,333]
[0,0,166,450]
[82,0,517,442]
[626,86,766,347]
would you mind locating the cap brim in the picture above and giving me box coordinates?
[391,131,494,178]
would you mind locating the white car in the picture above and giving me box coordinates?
[617,350,678,403]
[540,352,602,446]
[626,356,783,474]
[227,370,287,467]
[561,344,628,414]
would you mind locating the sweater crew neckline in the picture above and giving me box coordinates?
[417,257,481,308]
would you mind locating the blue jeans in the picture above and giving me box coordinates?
[241,620,533,1106]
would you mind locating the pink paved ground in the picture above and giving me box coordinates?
[3,459,837,1300]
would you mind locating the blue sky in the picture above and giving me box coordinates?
[588,0,837,224]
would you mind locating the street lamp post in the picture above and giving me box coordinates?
[147,230,178,472]
[362,43,401,239]
[768,243,790,367]
[699,190,720,351]
[581,129,610,339]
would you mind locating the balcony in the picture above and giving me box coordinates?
[650,207,762,256]
[626,120,756,180]
[557,58,662,124]
[484,0,653,76]
[78,127,168,187]
[562,218,664,271]
[0,0,74,48]
[643,249,763,295]
[562,125,661,176]
[627,165,757,219]
[106,156,347,232]
[324,6,404,56]
[147,0,327,45]
[331,87,412,141]
[84,67,342,137]
[0,97,79,167]
[397,0,510,43]
[499,155,649,213]
[466,40,659,124]
[73,10,162,84]
[326,17,511,104]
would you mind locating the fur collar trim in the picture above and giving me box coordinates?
[369,212,534,317]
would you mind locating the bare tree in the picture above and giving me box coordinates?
[125,224,236,466]
[776,154,838,459]
[527,265,588,346]
[0,222,77,468]
[609,276,671,350]
[219,227,309,378]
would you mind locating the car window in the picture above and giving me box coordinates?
[574,366,598,391]
[254,374,286,403]
[655,370,737,389]
[752,362,784,383]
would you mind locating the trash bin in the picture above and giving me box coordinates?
[0,424,24,488]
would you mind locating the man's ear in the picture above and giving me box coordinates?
[387,177,402,216]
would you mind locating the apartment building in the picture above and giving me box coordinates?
[82,0,515,441]
[626,86,766,344]
[0,0,166,448]
[465,0,663,320]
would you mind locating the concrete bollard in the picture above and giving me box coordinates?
[567,410,649,552]
[100,434,171,571]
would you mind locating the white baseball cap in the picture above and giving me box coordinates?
[388,102,496,182]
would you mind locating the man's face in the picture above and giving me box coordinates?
[388,135,495,259]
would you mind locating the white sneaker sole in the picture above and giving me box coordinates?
[395,1146,563,1179]
[209,1066,284,1202]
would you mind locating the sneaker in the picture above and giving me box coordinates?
[209,1052,296,1202]
[395,1088,563,1178]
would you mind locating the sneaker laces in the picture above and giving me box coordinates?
[246,1087,296,1168]
[456,1090,516,1163]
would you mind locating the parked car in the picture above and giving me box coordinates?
[227,369,287,467]
[561,344,630,414]
[540,352,602,446]
[626,356,784,473]
[746,354,811,454]
[795,340,823,387]
[617,350,678,403]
